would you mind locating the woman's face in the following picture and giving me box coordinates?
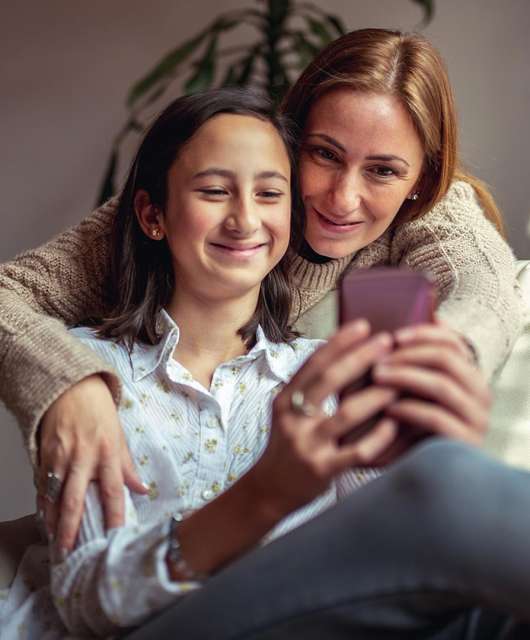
[160,114,291,302]
[299,89,425,258]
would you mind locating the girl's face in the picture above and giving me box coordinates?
[299,89,425,258]
[159,114,291,301]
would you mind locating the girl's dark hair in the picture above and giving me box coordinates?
[97,88,301,350]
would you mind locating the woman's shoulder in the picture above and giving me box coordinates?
[410,180,485,228]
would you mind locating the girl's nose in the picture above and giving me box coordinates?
[225,198,260,235]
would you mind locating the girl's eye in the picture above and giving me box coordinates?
[257,190,283,199]
[198,188,228,197]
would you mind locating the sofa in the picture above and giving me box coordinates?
[1,260,529,592]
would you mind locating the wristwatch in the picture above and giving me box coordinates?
[166,513,205,582]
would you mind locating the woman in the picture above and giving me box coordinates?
[2,87,528,640]
[0,29,521,553]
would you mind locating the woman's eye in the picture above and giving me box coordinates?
[312,147,337,162]
[370,166,397,178]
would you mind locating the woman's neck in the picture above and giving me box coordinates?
[166,287,259,388]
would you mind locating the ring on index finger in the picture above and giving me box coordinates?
[44,471,64,504]
[290,390,321,418]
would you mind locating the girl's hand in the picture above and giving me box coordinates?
[370,320,491,463]
[249,320,399,518]
[37,375,148,552]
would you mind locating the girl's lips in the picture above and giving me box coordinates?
[209,242,267,259]
[313,207,364,234]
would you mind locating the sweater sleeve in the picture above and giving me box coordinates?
[392,181,523,379]
[51,484,198,637]
[0,198,121,465]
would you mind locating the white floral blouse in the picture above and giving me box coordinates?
[0,311,379,639]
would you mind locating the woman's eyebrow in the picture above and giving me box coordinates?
[305,133,346,152]
[193,168,288,182]
[366,154,410,167]
[305,134,410,167]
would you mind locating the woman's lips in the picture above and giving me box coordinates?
[209,242,267,259]
[313,207,364,234]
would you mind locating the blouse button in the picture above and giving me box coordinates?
[201,489,214,501]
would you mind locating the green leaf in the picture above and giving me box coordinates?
[126,29,210,108]
[303,16,333,45]
[410,0,434,25]
[96,148,118,206]
[289,30,320,70]
[297,4,347,36]
[325,13,346,36]
[184,35,218,94]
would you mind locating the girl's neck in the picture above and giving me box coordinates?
[166,287,259,388]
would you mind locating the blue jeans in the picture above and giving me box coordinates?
[125,440,530,639]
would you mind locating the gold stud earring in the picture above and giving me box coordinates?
[151,228,161,238]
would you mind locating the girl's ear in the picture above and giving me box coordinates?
[134,190,165,240]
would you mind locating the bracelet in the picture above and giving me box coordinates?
[166,513,205,582]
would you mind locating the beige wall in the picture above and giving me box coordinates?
[1,0,529,520]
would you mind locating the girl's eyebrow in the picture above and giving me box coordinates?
[305,134,410,167]
[193,168,288,182]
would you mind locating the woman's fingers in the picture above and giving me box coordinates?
[54,460,93,554]
[37,374,147,552]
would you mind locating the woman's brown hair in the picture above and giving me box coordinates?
[97,88,301,350]
[281,28,504,235]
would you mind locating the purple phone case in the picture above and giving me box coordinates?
[339,268,435,333]
[338,268,435,446]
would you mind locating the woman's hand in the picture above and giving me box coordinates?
[37,374,148,553]
[370,319,491,463]
[249,320,399,518]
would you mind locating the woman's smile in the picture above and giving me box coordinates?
[312,205,365,235]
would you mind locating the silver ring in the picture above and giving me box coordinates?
[44,471,63,504]
[290,390,320,418]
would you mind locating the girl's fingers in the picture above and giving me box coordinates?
[331,418,399,469]
[394,323,473,361]
[285,331,393,410]
[385,398,485,444]
[372,363,487,429]
[380,344,491,405]
[287,319,371,392]
[320,386,397,439]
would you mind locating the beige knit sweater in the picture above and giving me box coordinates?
[0,181,522,466]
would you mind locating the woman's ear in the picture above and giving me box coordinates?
[134,190,165,240]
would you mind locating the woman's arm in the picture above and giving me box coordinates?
[0,198,147,550]
[390,180,523,378]
[0,197,119,455]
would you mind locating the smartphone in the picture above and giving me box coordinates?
[338,268,435,444]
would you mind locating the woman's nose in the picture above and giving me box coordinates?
[329,172,361,217]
